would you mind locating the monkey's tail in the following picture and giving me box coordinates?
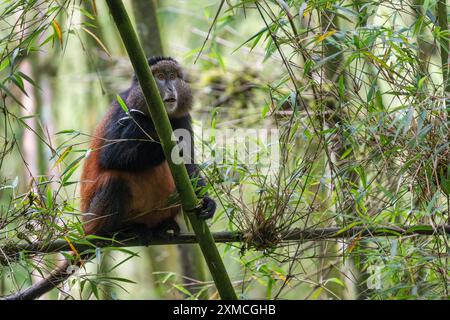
[1,253,93,300]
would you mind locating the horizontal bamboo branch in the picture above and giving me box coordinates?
[5,224,450,256]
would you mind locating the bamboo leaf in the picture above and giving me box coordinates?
[82,27,111,57]
[51,19,63,46]
[116,94,129,113]
[315,29,337,43]
[52,146,72,169]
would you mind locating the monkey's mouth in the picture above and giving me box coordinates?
[164,98,177,103]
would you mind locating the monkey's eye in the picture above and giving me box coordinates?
[169,72,176,80]
[155,73,165,81]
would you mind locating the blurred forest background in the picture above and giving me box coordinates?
[0,0,449,299]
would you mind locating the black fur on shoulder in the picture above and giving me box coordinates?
[99,90,193,172]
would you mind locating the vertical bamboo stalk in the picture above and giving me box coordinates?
[437,0,449,134]
[131,0,164,57]
[437,0,449,99]
[130,0,208,298]
[436,0,449,224]
[318,7,347,299]
[436,0,449,130]
[105,0,237,300]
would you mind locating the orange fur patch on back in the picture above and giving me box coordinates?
[80,108,180,233]
[80,113,108,215]
[124,161,180,227]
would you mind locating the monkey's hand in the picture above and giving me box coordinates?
[195,196,216,220]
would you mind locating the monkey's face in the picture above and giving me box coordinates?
[154,70,178,113]
[152,60,193,118]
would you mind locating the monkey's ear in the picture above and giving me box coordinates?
[181,69,193,83]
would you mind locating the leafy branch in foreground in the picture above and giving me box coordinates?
[1,224,449,259]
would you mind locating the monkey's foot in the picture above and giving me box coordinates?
[116,224,154,246]
[154,219,180,240]
[195,196,216,220]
